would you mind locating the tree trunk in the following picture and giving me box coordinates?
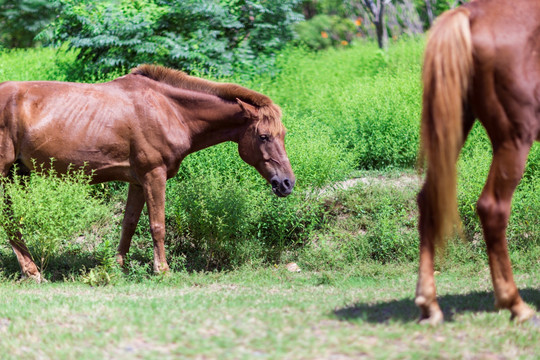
[425,0,434,27]
[363,0,388,49]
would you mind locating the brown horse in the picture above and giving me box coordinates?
[0,65,295,281]
[417,0,539,324]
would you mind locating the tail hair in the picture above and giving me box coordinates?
[420,7,473,247]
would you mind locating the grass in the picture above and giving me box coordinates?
[0,267,538,359]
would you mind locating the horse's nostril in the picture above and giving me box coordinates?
[271,179,279,188]
[283,178,291,189]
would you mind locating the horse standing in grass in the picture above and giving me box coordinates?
[0,65,295,281]
[417,0,539,324]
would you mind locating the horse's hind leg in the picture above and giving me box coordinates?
[8,232,41,282]
[116,183,145,267]
[1,160,42,282]
[477,139,535,322]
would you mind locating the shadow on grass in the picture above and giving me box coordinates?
[333,288,540,323]
[0,247,101,281]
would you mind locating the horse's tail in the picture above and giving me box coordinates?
[420,7,473,247]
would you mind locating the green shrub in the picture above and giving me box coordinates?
[44,0,303,78]
[0,38,536,275]
[164,142,331,270]
[0,47,76,81]
[260,39,423,170]
[0,162,111,274]
[298,175,419,270]
[295,14,358,50]
[0,0,56,48]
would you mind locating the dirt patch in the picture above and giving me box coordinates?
[317,174,421,197]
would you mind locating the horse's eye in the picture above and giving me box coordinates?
[259,134,269,142]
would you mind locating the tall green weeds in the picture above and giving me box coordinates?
[0,162,110,275]
[0,38,537,277]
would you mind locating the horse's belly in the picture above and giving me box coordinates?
[18,129,134,182]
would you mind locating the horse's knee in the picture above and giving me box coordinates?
[476,195,509,233]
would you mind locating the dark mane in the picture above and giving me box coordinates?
[131,64,273,107]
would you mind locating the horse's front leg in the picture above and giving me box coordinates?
[116,183,146,267]
[141,167,170,273]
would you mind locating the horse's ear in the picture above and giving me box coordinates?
[236,98,258,119]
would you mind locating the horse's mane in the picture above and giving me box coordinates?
[131,64,284,135]
[132,64,273,106]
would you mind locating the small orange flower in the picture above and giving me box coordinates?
[355,18,362,26]
[341,40,349,46]
[321,31,329,39]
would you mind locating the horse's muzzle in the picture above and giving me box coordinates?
[271,176,294,197]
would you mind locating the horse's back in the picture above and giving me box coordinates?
[0,79,143,180]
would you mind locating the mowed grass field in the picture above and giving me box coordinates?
[0,268,539,359]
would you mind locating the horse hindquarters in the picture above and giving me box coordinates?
[418,1,538,324]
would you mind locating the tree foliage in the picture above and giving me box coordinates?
[44,0,304,77]
[0,0,56,48]
[296,0,467,50]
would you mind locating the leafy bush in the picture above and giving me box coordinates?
[0,47,77,81]
[0,162,111,274]
[0,38,537,276]
[262,39,423,170]
[298,173,419,269]
[164,141,341,270]
[295,14,358,50]
[44,0,303,78]
[0,0,56,48]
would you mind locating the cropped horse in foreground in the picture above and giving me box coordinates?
[417,0,539,325]
[0,65,295,281]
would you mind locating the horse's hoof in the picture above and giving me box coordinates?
[509,302,536,324]
[19,272,46,284]
[115,254,125,268]
[417,305,444,326]
[153,261,170,275]
[418,312,444,326]
[416,296,444,325]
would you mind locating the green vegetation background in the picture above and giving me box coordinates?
[0,40,537,281]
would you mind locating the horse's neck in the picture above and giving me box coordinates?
[179,96,247,153]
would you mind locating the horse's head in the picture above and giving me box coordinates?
[236,99,295,197]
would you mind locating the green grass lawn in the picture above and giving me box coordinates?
[0,267,538,359]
